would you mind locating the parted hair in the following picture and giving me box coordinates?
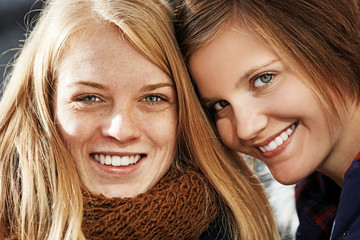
[175,0,360,125]
[0,0,279,239]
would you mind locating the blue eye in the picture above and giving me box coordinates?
[253,73,273,88]
[213,100,229,111]
[144,95,163,103]
[78,95,100,102]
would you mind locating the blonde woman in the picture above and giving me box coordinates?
[0,0,279,239]
[174,0,360,239]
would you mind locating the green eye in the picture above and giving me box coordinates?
[79,95,100,102]
[144,95,162,103]
[254,73,273,88]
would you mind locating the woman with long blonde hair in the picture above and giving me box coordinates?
[0,0,279,239]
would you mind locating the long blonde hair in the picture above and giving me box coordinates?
[0,0,279,239]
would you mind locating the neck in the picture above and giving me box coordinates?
[317,102,360,187]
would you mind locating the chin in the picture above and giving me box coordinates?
[272,174,301,186]
[267,163,307,186]
[90,184,143,199]
[102,190,140,199]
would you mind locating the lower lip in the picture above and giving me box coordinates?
[90,156,144,176]
[259,127,295,159]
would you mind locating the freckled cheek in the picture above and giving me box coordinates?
[145,112,177,150]
[55,114,95,155]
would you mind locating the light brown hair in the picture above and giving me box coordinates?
[175,0,360,125]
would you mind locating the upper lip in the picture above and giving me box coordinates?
[253,123,295,147]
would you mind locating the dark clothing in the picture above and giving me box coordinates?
[295,172,341,239]
[295,153,360,240]
[330,153,360,239]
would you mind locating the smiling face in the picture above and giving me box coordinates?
[189,22,344,185]
[53,24,177,198]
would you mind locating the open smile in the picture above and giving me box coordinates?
[258,123,297,153]
[90,153,144,167]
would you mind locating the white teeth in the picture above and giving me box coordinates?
[286,128,293,135]
[269,141,277,151]
[93,154,141,167]
[274,136,283,145]
[100,155,105,164]
[280,132,288,141]
[122,156,130,166]
[258,124,296,153]
[129,155,135,164]
[105,155,112,165]
[112,156,121,166]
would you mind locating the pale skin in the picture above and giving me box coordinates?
[189,21,360,186]
[54,24,178,198]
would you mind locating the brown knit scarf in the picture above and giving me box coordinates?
[82,167,220,240]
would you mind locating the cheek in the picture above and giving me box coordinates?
[216,118,237,147]
[146,110,177,150]
[55,111,94,155]
[161,118,177,143]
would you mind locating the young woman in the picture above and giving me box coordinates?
[174,0,360,239]
[0,0,279,239]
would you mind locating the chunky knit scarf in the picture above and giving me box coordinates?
[82,167,219,240]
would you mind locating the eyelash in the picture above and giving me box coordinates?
[251,72,274,89]
[208,72,275,113]
[211,100,229,112]
[142,94,167,104]
[75,95,101,103]
[74,94,168,104]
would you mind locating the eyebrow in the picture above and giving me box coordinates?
[240,59,280,83]
[140,82,174,91]
[67,81,111,91]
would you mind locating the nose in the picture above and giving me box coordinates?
[102,110,141,142]
[232,101,268,141]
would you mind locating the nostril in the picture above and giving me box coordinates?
[235,113,268,141]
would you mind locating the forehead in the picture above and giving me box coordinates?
[60,25,125,67]
[188,22,276,94]
[57,24,172,86]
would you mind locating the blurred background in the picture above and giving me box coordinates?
[0,0,43,87]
